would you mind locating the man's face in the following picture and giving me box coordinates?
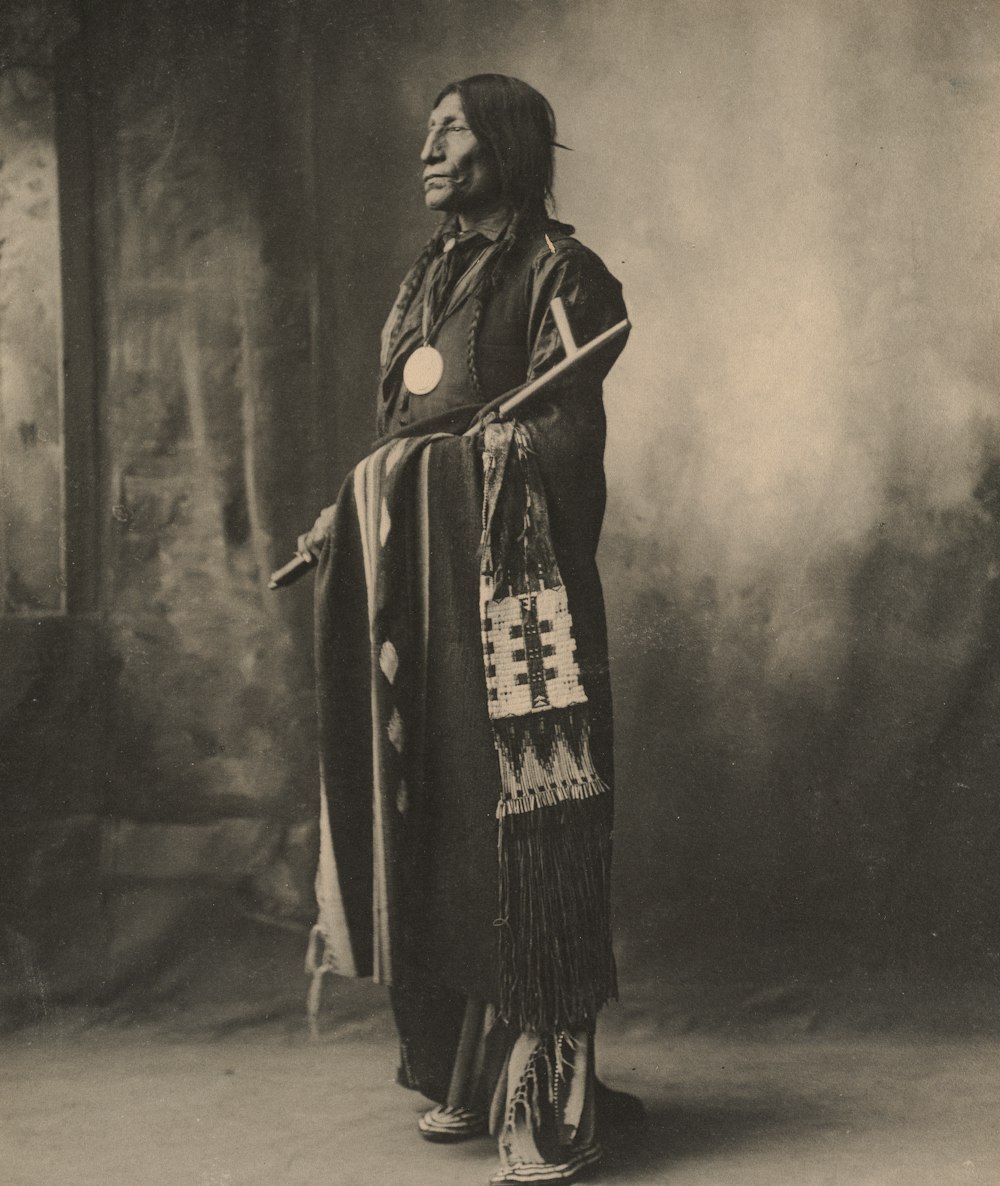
[421,93,501,221]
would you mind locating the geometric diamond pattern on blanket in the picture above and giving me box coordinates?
[379,639,399,684]
[386,707,405,752]
[482,586,587,720]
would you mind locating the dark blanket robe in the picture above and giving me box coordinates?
[307,216,629,1036]
[310,430,502,1000]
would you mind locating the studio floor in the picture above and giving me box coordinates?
[3,977,999,1186]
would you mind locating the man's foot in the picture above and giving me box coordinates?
[595,1079,646,1138]
[489,1140,603,1184]
[417,1103,487,1142]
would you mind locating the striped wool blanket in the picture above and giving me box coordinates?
[307,423,615,1035]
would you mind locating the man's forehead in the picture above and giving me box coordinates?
[428,92,466,126]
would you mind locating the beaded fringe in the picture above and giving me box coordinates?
[492,708,606,819]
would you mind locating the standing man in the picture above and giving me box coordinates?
[304,74,635,1184]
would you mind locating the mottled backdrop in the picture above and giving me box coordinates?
[1,0,998,1018]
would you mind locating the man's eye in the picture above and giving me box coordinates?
[445,125,469,134]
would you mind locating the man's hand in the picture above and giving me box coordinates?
[297,503,337,559]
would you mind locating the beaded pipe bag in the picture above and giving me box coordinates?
[479,420,617,1036]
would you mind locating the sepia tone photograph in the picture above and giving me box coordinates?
[1,1,999,1183]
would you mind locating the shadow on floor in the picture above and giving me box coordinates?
[602,1096,835,1181]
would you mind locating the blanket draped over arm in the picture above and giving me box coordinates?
[307,218,627,1035]
[307,418,616,1034]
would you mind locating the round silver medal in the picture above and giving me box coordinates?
[403,344,445,395]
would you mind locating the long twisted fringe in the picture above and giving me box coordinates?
[497,796,617,1035]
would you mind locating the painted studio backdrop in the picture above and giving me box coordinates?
[1,0,999,1021]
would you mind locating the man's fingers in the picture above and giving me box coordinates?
[296,505,337,559]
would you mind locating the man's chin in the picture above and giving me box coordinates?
[424,191,456,213]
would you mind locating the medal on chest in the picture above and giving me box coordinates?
[403,344,445,396]
[404,236,493,397]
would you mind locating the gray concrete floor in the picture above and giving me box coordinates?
[3,991,999,1186]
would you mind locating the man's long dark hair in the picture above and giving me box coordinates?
[435,73,558,222]
[379,75,562,427]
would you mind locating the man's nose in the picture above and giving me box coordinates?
[421,128,444,164]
